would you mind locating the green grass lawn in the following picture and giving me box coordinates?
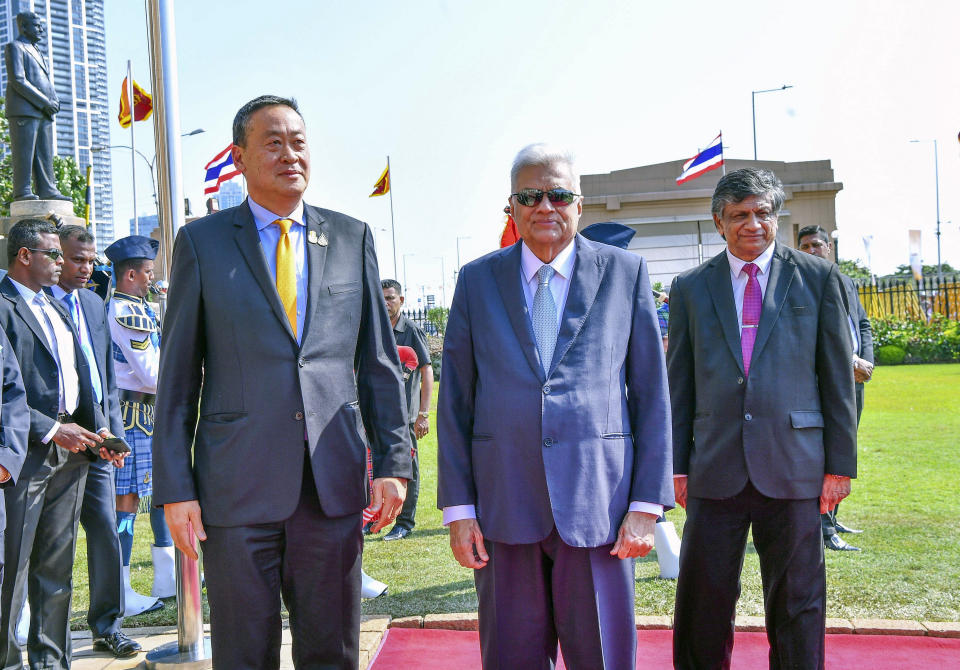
[69,363,960,628]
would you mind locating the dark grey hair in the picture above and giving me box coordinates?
[711,168,785,219]
[7,218,58,264]
[797,225,829,245]
[381,278,402,294]
[510,143,579,191]
[232,95,301,147]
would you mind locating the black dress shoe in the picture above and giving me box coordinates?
[383,526,411,541]
[362,522,376,535]
[824,534,860,552]
[834,520,863,534]
[93,631,142,657]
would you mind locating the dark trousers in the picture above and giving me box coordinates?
[674,483,826,670]
[80,460,123,637]
[475,528,636,670]
[202,460,363,670]
[393,425,419,531]
[8,116,59,199]
[0,448,89,670]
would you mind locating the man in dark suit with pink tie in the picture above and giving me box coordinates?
[668,168,857,669]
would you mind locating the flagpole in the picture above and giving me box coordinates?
[127,60,139,236]
[720,131,726,176]
[387,155,398,279]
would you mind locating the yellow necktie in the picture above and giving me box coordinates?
[273,218,297,336]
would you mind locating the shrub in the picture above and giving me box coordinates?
[875,345,906,365]
[870,316,960,364]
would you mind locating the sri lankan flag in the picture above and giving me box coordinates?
[118,77,153,128]
[369,163,390,197]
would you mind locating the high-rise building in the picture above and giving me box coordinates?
[1,0,114,251]
[217,179,243,209]
[129,213,158,240]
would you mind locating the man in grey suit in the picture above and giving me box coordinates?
[3,12,70,202]
[51,225,139,657]
[154,95,411,670]
[668,169,857,670]
[438,144,673,669]
[798,224,873,552]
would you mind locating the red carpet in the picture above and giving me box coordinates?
[370,628,960,669]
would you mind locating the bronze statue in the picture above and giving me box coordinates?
[4,12,71,202]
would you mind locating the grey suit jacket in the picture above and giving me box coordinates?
[153,200,411,527]
[437,236,673,548]
[0,276,105,480]
[4,37,58,119]
[667,244,857,500]
[840,273,873,364]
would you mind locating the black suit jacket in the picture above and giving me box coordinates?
[0,276,105,480]
[839,274,873,364]
[153,200,411,527]
[667,244,857,500]
[0,327,30,493]
[72,288,124,438]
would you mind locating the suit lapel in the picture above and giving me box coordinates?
[549,236,605,376]
[705,252,745,373]
[23,40,48,74]
[1,278,56,360]
[752,245,795,363]
[299,206,328,349]
[492,244,544,381]
[233,201,298,343]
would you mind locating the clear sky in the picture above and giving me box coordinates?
[103,0,959,306]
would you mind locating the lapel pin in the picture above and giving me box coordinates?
[307,230,318,244]
[316,232,328,247]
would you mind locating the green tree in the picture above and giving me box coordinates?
[891,263,956,277]
[426,307,449,336]
[0,97,88,218]
[838,258,872,280]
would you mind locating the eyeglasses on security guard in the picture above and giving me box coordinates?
[510,188,581,207]
[24,247,64,261]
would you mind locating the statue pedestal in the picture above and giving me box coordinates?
[0,199,84,272]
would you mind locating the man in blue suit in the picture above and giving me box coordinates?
[438,144,673,669]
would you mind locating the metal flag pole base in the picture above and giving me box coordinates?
[145,538,211,669]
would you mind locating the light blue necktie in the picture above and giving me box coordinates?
[62,292,102,403]
[532,265,557,373]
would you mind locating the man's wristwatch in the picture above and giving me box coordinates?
[418,412,430,418]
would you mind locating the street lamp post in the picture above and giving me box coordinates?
[402,253,416,296]
[435,256,446,306]
[456,235,471,279]
[752,85,793,160]
[910,139,943,282]
[92,128,204,235]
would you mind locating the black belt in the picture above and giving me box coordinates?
[120,390,156,405]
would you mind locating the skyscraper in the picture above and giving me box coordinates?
[217,179,243,209]
[1,0,114,251]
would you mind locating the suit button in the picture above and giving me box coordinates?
[298,358,306,368]
[543,438,553,447]
[295,411,304,420]
[543,385,551,395]
[744,413,752,421]
[737,376,744,385]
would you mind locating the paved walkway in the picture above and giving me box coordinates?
[56,616,390,670]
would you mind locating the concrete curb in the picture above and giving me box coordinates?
[382,613,960,638]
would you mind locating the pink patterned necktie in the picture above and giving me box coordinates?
[741,262,762,376]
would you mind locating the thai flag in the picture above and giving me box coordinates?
[676,133,724,184]
[203,144,242,195]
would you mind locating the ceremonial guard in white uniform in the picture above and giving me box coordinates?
[104,236,173,614]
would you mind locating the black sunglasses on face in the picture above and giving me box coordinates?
[25,247,64,261]
[510,188,581,207]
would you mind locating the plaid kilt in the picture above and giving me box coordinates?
[115,400,154,497]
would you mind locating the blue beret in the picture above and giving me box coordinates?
[104,235,159,264]
[580,222,636,250]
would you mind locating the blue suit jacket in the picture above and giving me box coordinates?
[437,235,673,548]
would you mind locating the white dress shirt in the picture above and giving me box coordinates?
[443,238,663,526]
[725,242,775,330]
[249,197,308,343]
[9,278,80,443]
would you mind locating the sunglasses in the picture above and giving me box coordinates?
[25,247,64,261]
[510,188,581,207]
